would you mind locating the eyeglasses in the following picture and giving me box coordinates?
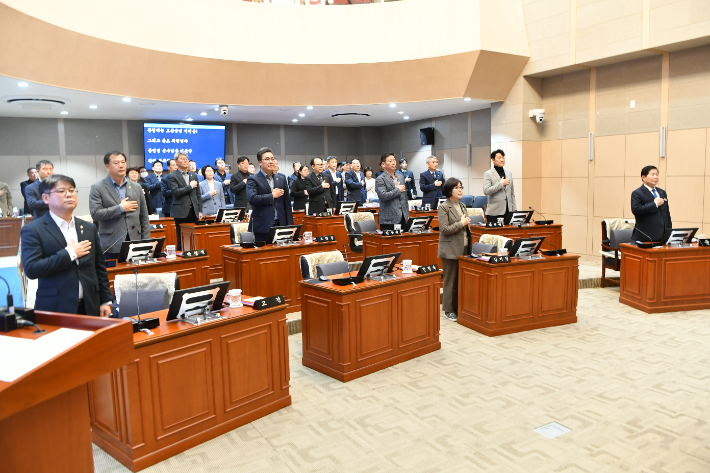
[46,188,78,196]
[261,157,276,162]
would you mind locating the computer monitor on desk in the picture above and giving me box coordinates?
[166,281,231,325]
[357,252,401,280]
[266,225,302,244]
[118,238,165,263]
[509,237,545,259]
[334,201,358,215]
[216,208,246,223]
[661,228,698,246]
[505,211,534,226]
[403,216,433,233]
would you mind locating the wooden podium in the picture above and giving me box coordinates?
[0,216,23,256]
[457,254,579,336]
[362,231,441,267]
[468,223,563,252]
[620,243,710,313]
[0,312,134,473]
[302,215,359,260]
[180,222,233,281]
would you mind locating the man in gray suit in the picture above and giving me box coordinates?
[168,152,203,250]
[89,151,150,260]
[375,153,409,230]
[483,149,517,223]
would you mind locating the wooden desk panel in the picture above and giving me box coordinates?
[620,243,710,313]
[222,241,339,312]
[0,217,21,256]
[409,210,439,229]
[107,256,208,292]
[292,210,305,227]
[468,223,562,251]
[149,217,176,248]
[362,231,441,267]
[457,254,579,336]
[302,215,361,260]
[89,303,291,472]
[181,222,232,282]
[300,270,442,382]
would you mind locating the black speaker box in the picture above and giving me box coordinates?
[420,127,435,145]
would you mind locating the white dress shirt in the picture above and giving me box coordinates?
[644,184,660,207]
[49,211,82,300]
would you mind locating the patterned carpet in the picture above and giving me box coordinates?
[94,287,710,473]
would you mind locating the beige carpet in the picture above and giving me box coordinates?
[94,287,710,473]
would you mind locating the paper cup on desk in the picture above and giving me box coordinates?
[227,289,242,308]
[165,245,176,259]
[394,224,401,232]
[402,260,413,273]
[304,231,313,243]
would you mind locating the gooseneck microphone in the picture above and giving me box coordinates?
[516,224,565,256]
[134,269,141,321]
[529,207,552,225]
[625,220,653,243]
[103,230,129,255]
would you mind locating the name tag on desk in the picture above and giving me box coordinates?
[416,264,439,274]
[315,235,335,242]
[181,248,207,258]
[488,255,511,264]
[253,295,285,310]
[382,230,402,236]
[486,222,504,228]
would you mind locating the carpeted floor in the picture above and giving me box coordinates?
[93,286,710,473]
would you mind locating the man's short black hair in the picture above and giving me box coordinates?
[189,160,196,164]
[399,158,407,164]
[327,156,338,163]
[380,153,395,164]
[491,149,505,160]
[152,161,163,168]
[35,159,53,170]
[104,151,126,165]
[40,174,76,194]
[237,156,249,165]
[214,158,225,166]
[641,165,658,178]
[166,159,176,167]
[442,178,462,198]
[257,147,273,162]
[310,157,323,166]
[26,168,35,174]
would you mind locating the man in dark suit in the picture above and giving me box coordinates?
[21,174,113,317]
[344,159,366,204]
[20,167,38,215]
[305,157,335,214]
[247,147,293,241]
[419,156,445,208]
[397,158,417,200]
[230,156,251,209]
[145,160,165,211]
[168,153,203,250]
[160,159,177,217]
[631,165,672,242]
[25,159,55,218]
[325,156,344,203]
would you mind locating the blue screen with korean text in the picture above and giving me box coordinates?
[143,123,225,170]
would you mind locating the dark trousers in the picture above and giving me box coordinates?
[442,258,459,314]
[174,206,198,250]
[254,219,281,243]
[380,215,407,231]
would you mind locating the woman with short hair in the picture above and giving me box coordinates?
[364,167,378,203]
[199,164,226,215]
[290,164,310,211]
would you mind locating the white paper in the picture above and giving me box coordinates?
[533,422,571,439]
[0,328,93,382]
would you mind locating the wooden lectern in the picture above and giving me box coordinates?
[0,311,134,473]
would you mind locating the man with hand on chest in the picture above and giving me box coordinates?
[631,165,672,242]
[247,147,293,241]
[419,156,445,208]
[168,152,203,250]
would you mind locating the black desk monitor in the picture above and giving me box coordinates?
[117,238,165,263]
[403,216,433,233]
[509,237,545,258]
[661,227,698,245]
[356,252,401,278]
[505,211,534,226]
[334,201,358,215]
[166,281,231,322]
[435,197,447,209]
[216,208,246,223]
[266,225,302,244]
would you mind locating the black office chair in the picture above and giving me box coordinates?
[470,215,485,225]
[316,261,350,278]
[471,242,496,254]
[230,223,250,244]
[348,233,363,253]
[355,219,378,233]
[113,273,180,318]
[601,228,634,287]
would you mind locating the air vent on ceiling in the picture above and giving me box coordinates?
[331,113,370,118]
[7,98,66,105]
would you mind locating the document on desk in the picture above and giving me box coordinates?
[0,328,93,382]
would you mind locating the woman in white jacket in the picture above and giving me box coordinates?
[199,165,226,216]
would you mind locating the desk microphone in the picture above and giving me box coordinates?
[529,207,553,225]
[0,276,45,333]
[103,230,129,255]
[624,220,654,248]
[134,269,141,321]
[516,224,565,256]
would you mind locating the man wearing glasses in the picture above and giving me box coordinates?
[305,156,335,214]
[246,147,293,242]
[21,174,113,317]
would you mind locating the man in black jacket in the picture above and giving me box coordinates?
[631,165,672,242]
[230,156,251,210]
[305,157,335,214]
[168,152,203,250]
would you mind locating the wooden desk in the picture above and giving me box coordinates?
[149,217,176,248]
[180,222,232,282]
[107,256,208,292]
[457,254,579,336]
[292,210,305,226]
[362,231,441,267]
[619,243,710,313]
[409,210,439,229]
[302,215,361,260]
[1,312,133,473]
[300,270,442,382]
[468,223,563,251]
[89,301,290,471]
[0,216,22,256]
[222,240,338,312]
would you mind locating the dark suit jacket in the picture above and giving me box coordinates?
[305,172,335,214]
[161,175,173,216]
[397,169,417,199]
[214,171,231,204]
[247,171,293,234]
[290,177,309,211]
[21,214,112,316]
[20,179,34,215]
[325,169,344,202]
[144,173,164,211]
[344,170,366,204]
[25,180,49,218]
[168,171,202,218]
[139,182,155,215]
[419,170,445,207]
[631,185,672,242]
[229,171,251,208]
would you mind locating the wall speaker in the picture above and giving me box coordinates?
[420,127,434,145]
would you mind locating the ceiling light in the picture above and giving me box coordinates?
[398,111,404,114]
[89,105,97,109]
[60,111,68,115]
[292,119,298,122]
[187,118,193,121]
[214,107,219,112]
[307,106,313,110]
[403,116,410,120]
[18,82,29,87]
[299,113,305,117]
[200,112,207,116]
[389,103,396,108]
[464,97,472,101]
[122,97,131,102]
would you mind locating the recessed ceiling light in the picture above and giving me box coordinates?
[200,112,207,116]
[60,111,68,115]
[307,106,313,110]
[464,97,472,101]
[292,119,298,122]
[299,113,305,117]
[389,103,396,108]
[403,116,410,120]
[18,82,28,87]
[398,111,404,114]
[122,97,131,102]
[89,105,97,109]
[187,118,193,121]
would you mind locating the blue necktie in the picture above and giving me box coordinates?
[652,188,658,198]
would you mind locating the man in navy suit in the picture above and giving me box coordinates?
[631,165,672,242]
[168,153,203,250]
[145,161,165,212]
[160,159,177,217]
[21,174,112,317]
[247,147,293,241]
[396,158,417,200]
[344,159,366,204]
[325,156,343,203]
[25,159,55,218]
[20,167,38,215]
[419,156,445,208]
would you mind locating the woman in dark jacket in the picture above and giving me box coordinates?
[127,167,156,215]
[290,164,310,211]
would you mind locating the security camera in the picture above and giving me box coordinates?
[219,105,229,116]
[529,109,545,123]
